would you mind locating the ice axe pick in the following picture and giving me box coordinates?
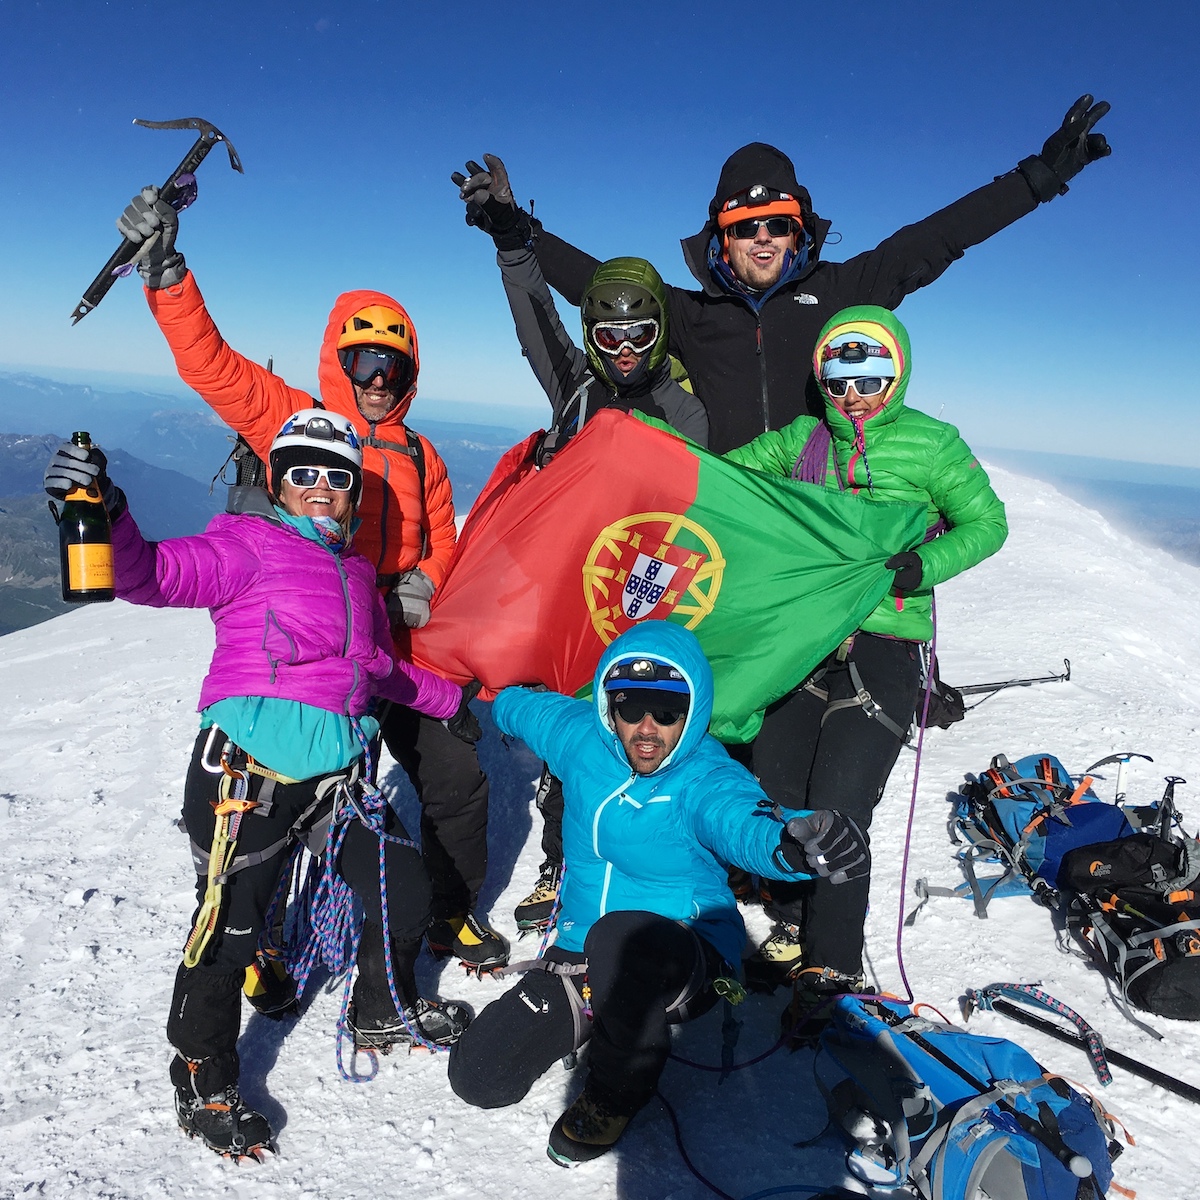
[69,117,243,325]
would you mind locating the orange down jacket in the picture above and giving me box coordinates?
[145,273,457,589]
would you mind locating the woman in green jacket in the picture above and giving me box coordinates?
[724,304,1007,1018]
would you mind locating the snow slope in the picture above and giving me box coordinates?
[2,464,1199,1200]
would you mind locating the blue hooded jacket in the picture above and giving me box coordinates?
[492,623,816,967]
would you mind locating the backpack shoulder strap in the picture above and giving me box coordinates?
[406,428,426,494]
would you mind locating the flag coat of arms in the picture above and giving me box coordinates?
[410,410,926,742]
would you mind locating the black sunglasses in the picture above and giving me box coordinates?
[727,216,799,240]
[613,698,688,726]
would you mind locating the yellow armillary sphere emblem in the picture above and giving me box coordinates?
[582,511,725,646]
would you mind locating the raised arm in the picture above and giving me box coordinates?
[112,510,262,610]
[496,245,591,424]
[532,225,603,308]
[116,187,313,461]
[825,96,1112,312]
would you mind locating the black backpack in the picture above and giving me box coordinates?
[1060,812,1200,1021]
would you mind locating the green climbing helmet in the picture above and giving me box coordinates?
[581,257,671,380]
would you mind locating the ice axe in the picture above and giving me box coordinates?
[69,117,243,325]
[1084,752,1153,803]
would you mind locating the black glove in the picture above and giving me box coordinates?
[444,681,483,744]
[116,185,188,288]
[44,441,126,518]
[1018,94,1111,203]
[780,810,870,886]
[885,551,923,594]
[450,154,530,250]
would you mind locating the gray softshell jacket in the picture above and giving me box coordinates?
[496,245,710,449]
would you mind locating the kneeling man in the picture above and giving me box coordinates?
[448,622,868,1166]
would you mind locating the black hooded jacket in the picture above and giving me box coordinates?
[534,145,1040,453]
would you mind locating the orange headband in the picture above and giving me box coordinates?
[717,197,803,230]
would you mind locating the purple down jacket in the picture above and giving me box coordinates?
[111,508,461,719]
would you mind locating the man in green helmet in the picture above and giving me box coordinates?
[452,154,709,932]
[452,155,708,459]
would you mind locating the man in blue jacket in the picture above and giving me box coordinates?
[447,622,868,1166]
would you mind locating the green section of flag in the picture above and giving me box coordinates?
[679,447,927,743]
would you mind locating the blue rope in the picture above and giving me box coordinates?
[263,717,436,1080]
[339,718,446,1063]
[532,863,565,959]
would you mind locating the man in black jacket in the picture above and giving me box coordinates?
[531,95,1111,454]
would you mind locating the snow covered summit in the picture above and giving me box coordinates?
[1,465,1198,1199]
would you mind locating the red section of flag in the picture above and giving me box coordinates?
[410,412,699,698]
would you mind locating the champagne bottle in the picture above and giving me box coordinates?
[57,431,115,603]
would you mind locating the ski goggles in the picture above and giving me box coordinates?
[282,465,356,491]
[823,376,893,399]
[338,346,414,391]
[724,215,800,240]
[612,697,689,726]
[588,318,660,358]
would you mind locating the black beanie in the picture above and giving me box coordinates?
[708,143,812,222]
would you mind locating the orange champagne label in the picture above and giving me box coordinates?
[67,542,114,589]
[63,484,103,503]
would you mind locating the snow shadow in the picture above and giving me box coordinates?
[606,997,852,1198]
[379,697,541,926]
[237,1009,296,1135]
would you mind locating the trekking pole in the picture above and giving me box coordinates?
[956,659,1071,698]
[974,995,1200,1105]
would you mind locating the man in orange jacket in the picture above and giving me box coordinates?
[116,187,510,980]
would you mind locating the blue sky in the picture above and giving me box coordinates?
[1,0,1197,466]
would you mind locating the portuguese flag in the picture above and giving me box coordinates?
[410,410,925,742]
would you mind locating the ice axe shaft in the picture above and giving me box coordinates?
[987,998,1200,1104]
[957,659,1071,697]
[69,117,243,325]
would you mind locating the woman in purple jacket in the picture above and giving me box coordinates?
[45,410,477,1161]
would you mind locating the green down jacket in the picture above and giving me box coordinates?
[724,304,1007,642]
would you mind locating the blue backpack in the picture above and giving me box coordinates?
[816,996,1119,1200]
[953,753,1133,914]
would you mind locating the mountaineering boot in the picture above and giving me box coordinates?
[781,966,866,1048]
[426,911,510,973]
[514,860,562,934]
[346,996,473,1051]
[744,920,805,991]
[726,866,757,905]
[349,921,472,1050]
[547,1076,641,1166]
[172,1055,274,1161]
[243,949,298,1019]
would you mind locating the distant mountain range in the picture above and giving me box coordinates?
[0,370,529,498]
